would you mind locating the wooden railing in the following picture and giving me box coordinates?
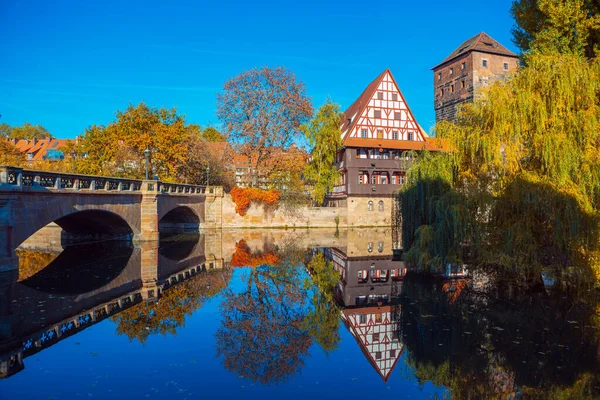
[0,166,206,195]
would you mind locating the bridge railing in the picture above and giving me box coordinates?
[0,166,207,196]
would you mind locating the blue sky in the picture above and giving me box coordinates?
[1,0,518,139]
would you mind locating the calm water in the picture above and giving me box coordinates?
[1,229,599,399]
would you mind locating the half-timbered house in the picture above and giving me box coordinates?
[330,69,443,226]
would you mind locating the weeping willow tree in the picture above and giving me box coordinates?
[401,0,600,285]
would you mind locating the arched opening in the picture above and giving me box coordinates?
[159,206,200,233]
[54,209,135,245]
[159,232,202,261]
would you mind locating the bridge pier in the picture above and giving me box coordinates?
[137,180,161,242]
[139,240,159,300]
[0,197,17,273]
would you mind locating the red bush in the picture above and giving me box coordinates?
[230,187,281,216]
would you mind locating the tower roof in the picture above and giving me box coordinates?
[432,32,518,70]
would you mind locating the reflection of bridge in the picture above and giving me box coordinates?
[0,166,224,272]
[0,232,226,379]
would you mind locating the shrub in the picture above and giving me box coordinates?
[230,187,281,216]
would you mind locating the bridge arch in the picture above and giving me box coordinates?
[158,206,201,233]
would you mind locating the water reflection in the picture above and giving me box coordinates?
[0,229,598,399]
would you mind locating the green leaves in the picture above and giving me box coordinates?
[302,99,343,204]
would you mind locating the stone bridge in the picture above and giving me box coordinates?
[0,231,226,379]
[0,166,224,272]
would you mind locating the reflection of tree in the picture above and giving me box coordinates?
[215,259,311,384]
[401,275,600,398]
[302,252,341,353]
[230,239,279,268]
[112,268,232,343]
[16,249,59,281]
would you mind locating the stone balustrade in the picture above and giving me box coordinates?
[0,166,206,196]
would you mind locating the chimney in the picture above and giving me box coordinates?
[32,138,38,146]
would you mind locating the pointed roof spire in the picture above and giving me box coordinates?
[432,32,518,70]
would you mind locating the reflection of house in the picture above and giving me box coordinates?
[9,137,72,161]
[321,230,409,381]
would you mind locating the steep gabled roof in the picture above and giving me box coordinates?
[341,69,389,135]
[433,32,518,70]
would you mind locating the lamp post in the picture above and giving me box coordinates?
[206,167,210,186]
[144,148,150,180]
[70,150,76,173]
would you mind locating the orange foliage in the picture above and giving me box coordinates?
[230,239,279,268]
[442,279,469,304]
[230,187,281,216]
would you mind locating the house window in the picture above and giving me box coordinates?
[394,112,401,120]
[357,148,367,159]
[380,175,388,185]
[392,93,398,101]
[377,92,383,100]
[373,333,380,342]
[408,133,414,141]
[482,59,488,67]
[377,129,383,139]
[375,351,382,360]
[359,314,367,323]
[461,80,465,89]
[368,201,373,211]
[378,200,384,211]
[504,62,509,71]
[400,175,406,184]
[392,175,397,185]
[371,174,377,184]
[450,67,454,75]
[375,313,382,323]
[361,129,367,138]
[378,241,384,252]
[374,110,381,118]
[390,350,396,358]
[368,242,373,252]
[359,171,368,184]
[393,131,398,140]
[461,62,466,69]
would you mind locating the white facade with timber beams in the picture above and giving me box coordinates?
[330,69,444,227]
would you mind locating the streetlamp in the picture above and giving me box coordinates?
[70,150,76,173]
[152,166,158,181]
[206,167,210,186]
[144,148,150,180]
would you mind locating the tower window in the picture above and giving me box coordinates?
[450,68,454,75]
[482,59,488,67]
[439,88,443,96]
[450,84,454,93]
[374,110,381,118]
[377,92,383,100]
[438,72,442,80]
[504,63,509,71]
[461,62,466,69]
[461,80,465,89]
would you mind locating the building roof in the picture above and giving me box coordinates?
[11,138,71,161]
[433,32,518,70]
[341,69,431,144]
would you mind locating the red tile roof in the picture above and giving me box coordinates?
[10,138,71,161]
[433,32,518,70]
[341,69,389,134]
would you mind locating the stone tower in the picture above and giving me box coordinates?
[433,32,519,123]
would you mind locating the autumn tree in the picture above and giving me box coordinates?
[216,67,313,187]
[511,0,600,57]
[302,100,343,204]
[202,126,226,142]
[0,139,25,166]
[0,122,52,140]
[74,103,199,181]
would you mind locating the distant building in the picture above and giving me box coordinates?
[329,69,444,224]
[433,32,519,123]
[8,137,72,161]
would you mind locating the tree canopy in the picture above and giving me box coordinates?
[401,1,600,286]
[302,100,343,204]
[0,122,53,140]
[216,66,313,187]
